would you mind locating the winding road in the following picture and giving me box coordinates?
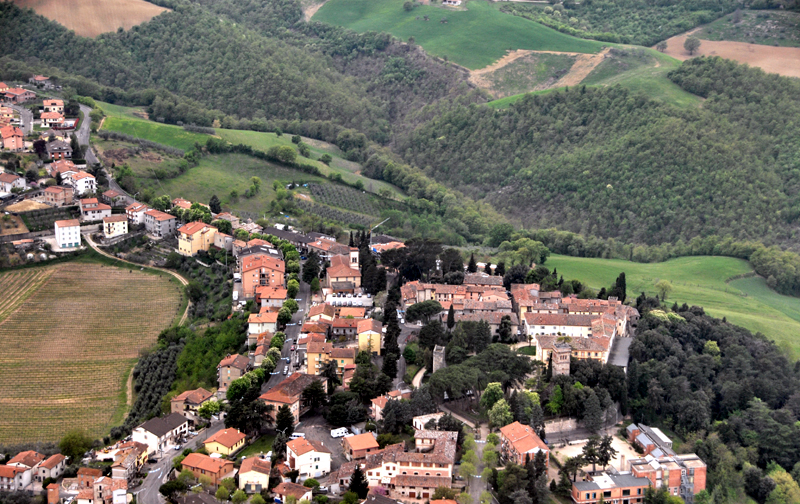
[82,233,192,326]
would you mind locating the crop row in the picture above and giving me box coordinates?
[0,269,52,322]
[309,183,382,215]
[296,199,375,227]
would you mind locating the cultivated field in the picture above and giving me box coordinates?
[659,28,800,78]
[546,254,800,358]
[313,0,604,69]
[0,261,183,444]
[12,0,169,38]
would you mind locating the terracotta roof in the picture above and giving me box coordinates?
[76,488,94,500]
[77,467,103,478]
[339,307,367,318]
[144,209,175,221]
[331,318,360,329]
[0,173,22,184]
[43,99,63,106]
[331,347,357,359]
[72,172,94,181]
[536,335,611,353]
[40,111,63,120]
[103,189,122,198]
[40,454,66,470]
[287,437,331,456]
[172,388,213,406]
[44,186,69,194]
[33,75,49,81]
[308,303,335,319]
[357,318,382,334]
[179,221,216,236]
[256,286,288,300]
[218,353,249,370]
[103,215,127,223]
[240,456,271,475]
[327,263,361,278]
[499,421,549,455]
[172,197,192,210]
[431,500,458,504]
[259,373,323,404]
[205,428,246,449]
[126,202,148,212]
[302,322,330,334]
[241,254,285,274]
[344,433,379,452]
[0,465,30,477]
[307,341,333,354]
[182,453,233,474]
[248,310,279,324]
[247,238,272,247]
[274,482,310,500]
[0,126,23,138]
[55,219,80,228]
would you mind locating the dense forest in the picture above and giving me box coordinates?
[401,58,800,251]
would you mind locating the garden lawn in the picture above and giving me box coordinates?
[546,254,800,359]
[313,0,604,69]
[238,434,276,458]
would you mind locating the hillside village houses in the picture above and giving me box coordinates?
[3,87,36,103]
[181,453,236,487]
[248,307,279,335]
[498,421,549,468]
[203,428,246,456]
[171,387,214,418]
[45,140,72,160]
[286,437,331,480]
[241,253,286,299]
[125,202,149,225]
[68,171,96,196]
[239,455,271,494]
[217,353,250,394]
[102,215,128,239]
[0,172,25,193]
[178,221,218,256]
[43,185,73,207]
[144,209,177,238]
[259,372,326,423]
[79,198,111,222]
[1,125,24,152]
[131,412,189,456]
[54,219,81,249]
[306,341,356,378]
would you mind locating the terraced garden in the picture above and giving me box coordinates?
[0,261,184,444]
[295,199,375,228]
[309,183,385,216]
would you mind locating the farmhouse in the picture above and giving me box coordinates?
[54,219,81,249]
[0,172,25,193]
[171,388,214,418]
[239,455,271,493]
[80,198,112,222]
[217,353,250,392]
[29,75,52,88]
[131,413,189,456]
[36,454,67,482]
[43,186,73,207]
[103,215,128,238]
[0,465,30,491]
[177,221,218,256]
[1,126,23,152]
[8,451,45,472]
[181,453,236,486]
[46,140,72,160]
[144,209,177,238]
[259,372,325,423]
[126,202,149,225]
[204,428,246,456]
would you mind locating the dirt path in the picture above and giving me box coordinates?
[469,47,610,92]
[303,0,327,21]
[83,233,192,326]
[126,370,134,409]
[658,29,800,78]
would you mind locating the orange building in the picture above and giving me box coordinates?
[181,453,235,486]
[241,254,286,298]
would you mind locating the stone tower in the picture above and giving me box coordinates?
[552,342,571,376]
[432,345,447,373]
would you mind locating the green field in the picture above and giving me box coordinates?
[136,153,326,215]
[99,102,211,151]
[546,254,800,358]
[483,52,576,98]
[488,48,700,109]
[313,0,604,69]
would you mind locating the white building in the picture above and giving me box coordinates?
[131,413,189,456]
[103,215,128,238]
[54,219,81,249]
[80,198,112,222]
[0,466,30,491]
[125,202,149,226]
[523,312,595,339]
[68,171,96,196]
[0,172,25,193]
[286,438,332,480]
[412,412,445,430]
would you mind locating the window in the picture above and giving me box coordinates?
[623,490,630,496]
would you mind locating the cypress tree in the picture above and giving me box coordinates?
[467,253,477,273]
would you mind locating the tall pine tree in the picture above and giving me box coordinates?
[467,253,477,273]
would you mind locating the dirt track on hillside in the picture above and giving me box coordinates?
[469,47,610,95]
[658,29,800,78]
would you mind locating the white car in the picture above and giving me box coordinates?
[330,428,350,438]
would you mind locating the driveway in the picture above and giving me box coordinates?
[134,419,226,504]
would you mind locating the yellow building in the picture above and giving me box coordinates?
[306,342,356,377]
[357,319,383,355]
[103,215,129,239]
[204,428,246,456]
[177,221,218,256]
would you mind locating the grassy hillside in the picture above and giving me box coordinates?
[313,0,604,69]
[99,102,211,151]
[546,254,800,358]
[697,10,800,47]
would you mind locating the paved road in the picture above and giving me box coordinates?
[8,104,33,135]
[263,266,312,391]
[77,104,100,166]
[134,420,226,504]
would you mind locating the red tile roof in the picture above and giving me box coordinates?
[55,219,80,228]
[182,453,234,474]
[287,437,331,456]
[274,482,311,500]
[344,433,379,452]
[0,125,23,139]
[179,221,216,235]
[205,428,246,449]
[499,421,549,456]
[240,456,271,475]
[357,318,382,334]
[144,209,175,221]
[242,254,285,274]
[40,454,66,470]
[0,465,27,478]
[308,303,335,319]
[172,388,213,405]
[8,451,45,468]
[103,215,127,223]
[218,353,249,370]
